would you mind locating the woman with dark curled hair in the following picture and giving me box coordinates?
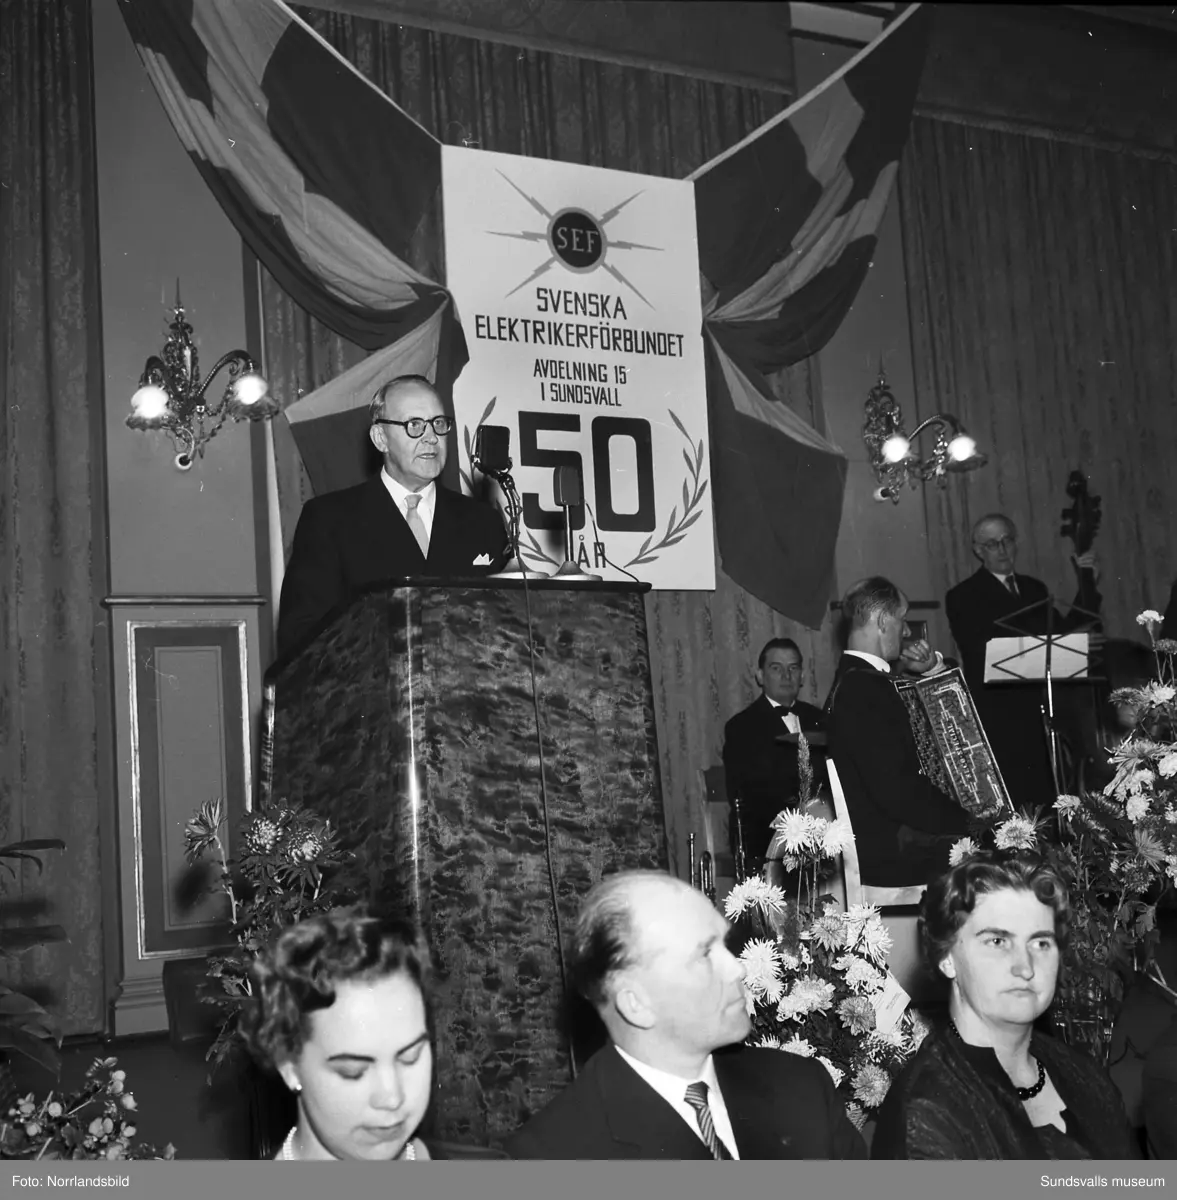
[242,908,501,1161]
[871,850,1137,1159]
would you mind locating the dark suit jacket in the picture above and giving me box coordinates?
[277,475,509,656]
[824,654,968,886]
[505,1043,866,1160]
[723,695,826,861]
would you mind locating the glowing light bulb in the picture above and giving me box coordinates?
[881,434,910,464]
[233,372,269,406]
[131,384,169,420]
[947,433,977,462]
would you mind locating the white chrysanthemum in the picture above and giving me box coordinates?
[740,939,784,1003]
[754,1034,782,1050]
[1054,794,1081,814]
[834,954,886,993]
[907,1011,931,1050]
[948,836,977,866]
[852,1063,892,1108]
[1137,610,1164,627]
[867,1027,909,1056]
[789,975,836,1016]
[994,815,1037,851]
[1165,805,1177,825]
[723,877,786,920]
[845,903,882,934]
[1128,768,1156,794]
[778,948,801,972]
[817,1056,845,1089]
[781,1035,815,1057]
[1126,795,1150,824]
[821,818,855,858]
[1158,751,1177,779]
[771,808,818,854]
[799,943,812,966]
[858,916,893,965]
[1166,855,1177,885]
[1142,682,1176,706]
[776,993,805,1023]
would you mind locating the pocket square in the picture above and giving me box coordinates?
[472,553,492,566]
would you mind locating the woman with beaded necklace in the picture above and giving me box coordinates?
[871,850,1137,1159]
[242,908,502,1162]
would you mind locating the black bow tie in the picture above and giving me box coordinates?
[777,706,794,717]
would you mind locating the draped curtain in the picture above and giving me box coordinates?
[900,117,1177,642]
[261,9,841,876]
[0,0,106,1033]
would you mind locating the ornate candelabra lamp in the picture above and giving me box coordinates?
[862,369,986,503]
[127,286,278,470]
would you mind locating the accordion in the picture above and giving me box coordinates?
[892,667,1010,818]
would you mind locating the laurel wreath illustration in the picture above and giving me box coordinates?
[623,409,708,569]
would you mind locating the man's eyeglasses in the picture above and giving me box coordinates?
[976,536,1016,552]
[372,416,454,439]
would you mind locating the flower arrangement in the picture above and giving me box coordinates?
[723,867,927,1128]
[0,1058,173,1160]
[183,796,357,1071]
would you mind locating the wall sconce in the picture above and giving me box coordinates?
[127,287,278,470]
[862,370,986,503]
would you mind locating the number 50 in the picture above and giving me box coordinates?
[517,412,657,533]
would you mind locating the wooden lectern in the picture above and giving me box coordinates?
[262,578,667,1147]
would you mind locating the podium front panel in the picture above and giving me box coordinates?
[266,581,666,1146]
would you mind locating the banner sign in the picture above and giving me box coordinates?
[442,145,715,589]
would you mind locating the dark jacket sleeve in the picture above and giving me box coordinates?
[871,1094,970,1160]
[721,715,745,804]
[277,498,345,657]
[831,671,969,835]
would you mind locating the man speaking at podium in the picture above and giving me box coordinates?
[945,512,1099,804]
[277,376,509,656]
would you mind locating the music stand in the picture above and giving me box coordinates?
[983,594,1102,793]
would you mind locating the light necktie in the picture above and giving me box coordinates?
[403,492,429,558]
[683,1081,732,1160]
[1004,575,1019,596]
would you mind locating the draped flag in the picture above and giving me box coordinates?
[693,4,930,625]
[118,0,467,487]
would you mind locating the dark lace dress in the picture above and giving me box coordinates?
[871,1025,1138,1160]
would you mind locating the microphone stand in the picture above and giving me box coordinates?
[475,457,548,579]
[552,495,601,581]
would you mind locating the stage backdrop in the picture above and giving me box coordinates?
[443,145,714,589]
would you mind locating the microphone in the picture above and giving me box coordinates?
[554,464,582,508]
[873,485,897,503]
[551,465,600,581]
[473,424,511,475]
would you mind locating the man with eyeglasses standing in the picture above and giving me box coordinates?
[945,513,1099,805]
[721,638,828,877]
[278,375,508,655]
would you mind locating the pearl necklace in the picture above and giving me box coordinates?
[947,1018,1046,1100]
[280,1128,418,1161]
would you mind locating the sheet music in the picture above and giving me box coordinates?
[984,633,1089,683]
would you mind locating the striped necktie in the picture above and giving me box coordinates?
[403,492,429,558]
[683,1081,732,1160]
[1004,575,1019,596]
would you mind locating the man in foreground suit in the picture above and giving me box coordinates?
[506,871,866,1160]
[277,375,509,655]
[723,638,826,873]
[825,577,969,887]
[945,513,1099,804]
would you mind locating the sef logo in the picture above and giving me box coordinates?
[547,209,607,273]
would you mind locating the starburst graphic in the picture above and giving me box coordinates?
[488,170,663,307]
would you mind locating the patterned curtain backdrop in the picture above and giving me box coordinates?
[259,10,839,876]
[899,116,1177,644]
[0,0,106,1033]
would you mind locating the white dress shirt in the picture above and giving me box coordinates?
[844,649,891,674]
[765,694,801,734]
[381,469,437,544]
[614,1047,740,1159]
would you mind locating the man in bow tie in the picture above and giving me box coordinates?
[277,375,509,656]
[722,639,827,874]
[506,870,866,1160]
[945,512,1100,804]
